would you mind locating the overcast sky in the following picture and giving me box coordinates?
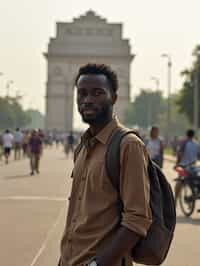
[0,0,200,121]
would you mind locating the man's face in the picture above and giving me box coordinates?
[77,74,115,125]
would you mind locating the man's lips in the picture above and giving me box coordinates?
[82,109,96,115]
[81,106,97,114]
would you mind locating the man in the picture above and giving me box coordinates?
[2,129,13,164]
[59,64,152,266]
[64,131,75,156]
[145,126,164,168]
[176,129,200,167]
[174,129,200,206]
[28,130,42,175]
[22,130,30,157]
[13,128,23,160]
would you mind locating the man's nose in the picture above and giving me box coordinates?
[83,93,95,103]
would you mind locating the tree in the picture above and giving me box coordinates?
[158,94,191,137]
[124,89,166,129]
[177,45,200,126]
[25,109,44,129]
[124,90,191,138]
[0,96,31,130]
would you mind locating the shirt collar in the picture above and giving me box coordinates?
[96,116,121,144]
[81,116,121,146]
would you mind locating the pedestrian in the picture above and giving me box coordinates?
[58,64,152,266]
[64,130,75,156]
[145,126,164,168]
[2,129,13,164]
[28,130,42,175]
[13,128,23,160]
[22,130,30,157]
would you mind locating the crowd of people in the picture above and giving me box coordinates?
[1,125,199,171]
[0,128,78,175]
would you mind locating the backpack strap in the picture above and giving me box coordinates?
[105,128,136,195]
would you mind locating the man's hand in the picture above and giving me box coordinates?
[96,226,140,266]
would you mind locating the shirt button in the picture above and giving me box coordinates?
[68,197,71,201]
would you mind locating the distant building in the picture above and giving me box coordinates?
[44,10,134,131]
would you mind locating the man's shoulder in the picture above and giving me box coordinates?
[115,126,144,147]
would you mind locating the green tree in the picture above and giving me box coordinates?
[177,45,200,126]
[0,96,30,130]
[124,90,191,138]
[25,109,44,129]
[124,89,166,129]
[158,94,191,137]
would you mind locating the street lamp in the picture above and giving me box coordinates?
[161,53,172,142]
[151,76,160,91]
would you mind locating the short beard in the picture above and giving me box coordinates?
[81,104,113,126]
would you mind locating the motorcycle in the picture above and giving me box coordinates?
[174,165,200,217]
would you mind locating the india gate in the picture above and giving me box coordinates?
[44,10,134,131]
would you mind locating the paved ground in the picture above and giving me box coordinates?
[0,147,200,266]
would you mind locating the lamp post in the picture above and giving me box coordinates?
[151,76,160,91]
[161,54,172,142]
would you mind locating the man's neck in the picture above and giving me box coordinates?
[89,116,113,136]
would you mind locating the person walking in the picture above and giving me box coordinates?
[64,131,75,156]
[28,130,42,175]
[13,128,23,160]
[58,64,152,266]
[22,130,30,157]
[145,126,164,168]
[2,129,13,164]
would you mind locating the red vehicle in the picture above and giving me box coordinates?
[174,165,200,216]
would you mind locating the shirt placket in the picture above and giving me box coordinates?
[69,148,89,258]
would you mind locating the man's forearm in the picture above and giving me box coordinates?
[96,226,140,266]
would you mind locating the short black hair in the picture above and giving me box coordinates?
[186,129,195,138]
[75,63,119,94]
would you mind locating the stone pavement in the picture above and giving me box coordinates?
[0,147,200,266]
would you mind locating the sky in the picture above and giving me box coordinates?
[0,0,200,128]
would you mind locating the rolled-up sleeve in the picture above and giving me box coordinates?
[120,137,152,237]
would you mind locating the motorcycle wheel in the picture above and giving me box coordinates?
[179,183,195,217]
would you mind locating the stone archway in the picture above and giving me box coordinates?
[44,10,134,132]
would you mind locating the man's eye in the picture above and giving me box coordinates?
[94,90,104,96]
[78,91,87,97]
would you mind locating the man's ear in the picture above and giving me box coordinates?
[112,93,118,105]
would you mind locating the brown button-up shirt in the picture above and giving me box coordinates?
[60,118,152,266]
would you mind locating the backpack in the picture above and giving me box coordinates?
[105,128,176,265]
